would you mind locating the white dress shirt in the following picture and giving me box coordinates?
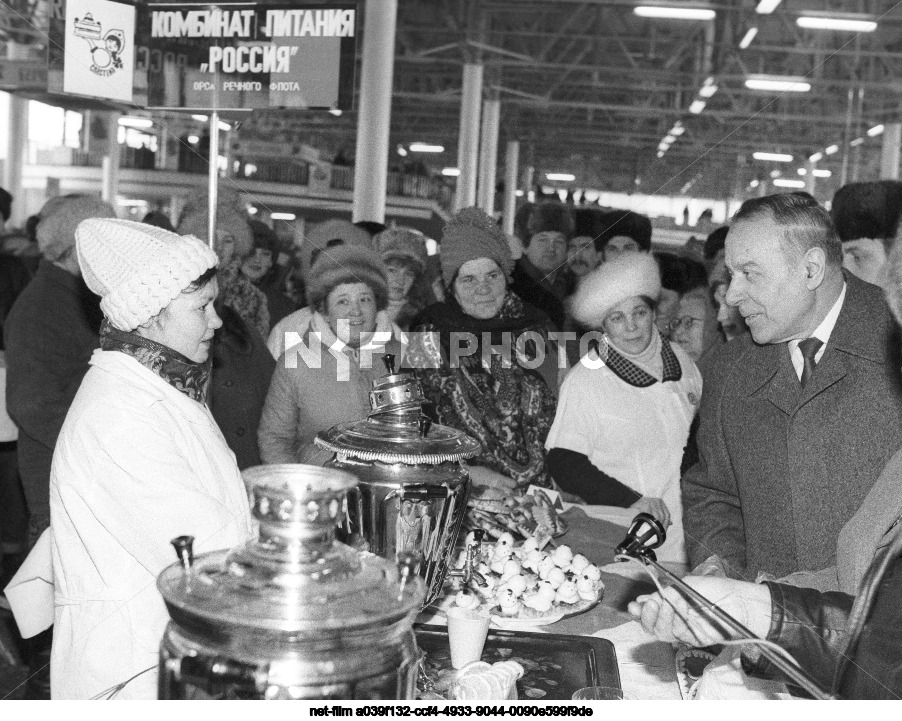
[788,282,846,381]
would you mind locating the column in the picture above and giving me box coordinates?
[101,111,121,206]
[477,95,500,214]
[455,63,483,210]
[881,122,901,180]
[352,0,397,223]
[502,140,520,236]
[804,159,816,196]
[2,93,28,226]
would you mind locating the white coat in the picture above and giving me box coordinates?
[49,349,252,699]
[545,344,702,563]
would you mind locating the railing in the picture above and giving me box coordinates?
[32,147,452,210]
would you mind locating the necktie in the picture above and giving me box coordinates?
[799,337,823,387]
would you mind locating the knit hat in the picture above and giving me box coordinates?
[440,206,514,286]
[599,210,653,252]
[37,195,116,262]
[514,202,574,244]
[831,181,902,242]
[375,227,428,274]
[571,252,661,328]
[305,244,389,310]
[76,218,218,331]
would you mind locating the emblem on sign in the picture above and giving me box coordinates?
[74,12,126,77]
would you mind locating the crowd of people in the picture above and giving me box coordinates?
[0,178,901,699]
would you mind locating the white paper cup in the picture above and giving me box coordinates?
[446,606,491,669]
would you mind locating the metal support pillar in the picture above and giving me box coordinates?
[881,123,901,180]
[477,96,500,214]
[455,63,483,210]
[352,0,397,223]
[502,140,520,236]
[101,111,121,207]
[2,93,28,226]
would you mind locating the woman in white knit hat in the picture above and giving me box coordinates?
[47,218,252,698]
[544,253,702,563]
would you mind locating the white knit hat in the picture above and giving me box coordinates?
[572,252,661,328]
[76,218,219,331]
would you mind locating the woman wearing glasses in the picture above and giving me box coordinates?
[545,253,702,563]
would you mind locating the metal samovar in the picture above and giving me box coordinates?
[315,356,481,607]
[157,464,424,699]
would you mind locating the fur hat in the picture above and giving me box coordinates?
[301,219,373,276]
[440,206,514,286]
[599,210,653,252]
[514,202,574,244]
[305,244,388,311]
[76,218,218,331]
[571,252,661,328]
[37,195,117,262]
[375,227,428,274]
[572,207,604,240]
[831,181,902,242]
[704,226,730,260]
[177,190,254,261]
[0,186,11,222]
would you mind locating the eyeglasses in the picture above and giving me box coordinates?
[669,315,704,332]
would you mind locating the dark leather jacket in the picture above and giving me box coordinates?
[743,524,902,699]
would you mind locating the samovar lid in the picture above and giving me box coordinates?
[157,465,424,637]
[314,355,481,464]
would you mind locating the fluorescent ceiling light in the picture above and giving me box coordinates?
[797,16,877,32]
[119,117,153,129]
[850,137,864,147]
[753,151,793,162]
[770,170,782,178]
[750,179,760,188]
[825,144,839,155]
[739,27,758,49]
[699,83,718,98]
[248,206,258,215]
[329,109,342,116]
[409,143,444,153]
[271,212,296,221]
[187,135,199,144]
[397,145,408,157]
[441,167,460,177]
[657,151,665,158]
[671,124,685,136]
[755,0,782,14]
[546,173,575,182]
[634,6,715,21]
[797,168,807,176]
[218,121,231,131]
[664,134,676,143]
[809,152,823,162]
[745,76,811,92]
[515,190,524,197]
[191,114,209,122]
[689,99,706,114]
[813,169,832,178]
[774,178,806,188]
[868,124,885,137]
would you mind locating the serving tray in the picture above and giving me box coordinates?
[415,624,621,700]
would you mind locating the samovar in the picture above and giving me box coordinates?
[315,356,481,606]
[157,464,424,699]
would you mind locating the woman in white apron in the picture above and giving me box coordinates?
[47,219,253,698]
[545,253,701,563]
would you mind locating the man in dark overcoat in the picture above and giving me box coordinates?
[683,192,902,580]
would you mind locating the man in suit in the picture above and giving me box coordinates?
[683,192,902,580]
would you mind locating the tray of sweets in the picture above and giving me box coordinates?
[414,624,621,701]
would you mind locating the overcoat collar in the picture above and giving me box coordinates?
[737,272,883,414]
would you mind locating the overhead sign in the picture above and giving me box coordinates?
[133,3,358,111]
[47,0,136,103]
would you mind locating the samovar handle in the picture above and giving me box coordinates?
[383,354,396,375]
[396,551,420,601]
[171,535,195,571]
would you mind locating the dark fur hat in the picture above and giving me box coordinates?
[572,207,605,240]
[599,210,653,252]
[831,181,902,242]
[514,202,575,245]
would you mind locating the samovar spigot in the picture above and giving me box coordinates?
[396,552,419,601]
[171,535,195,572]
[447,529,487,587]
